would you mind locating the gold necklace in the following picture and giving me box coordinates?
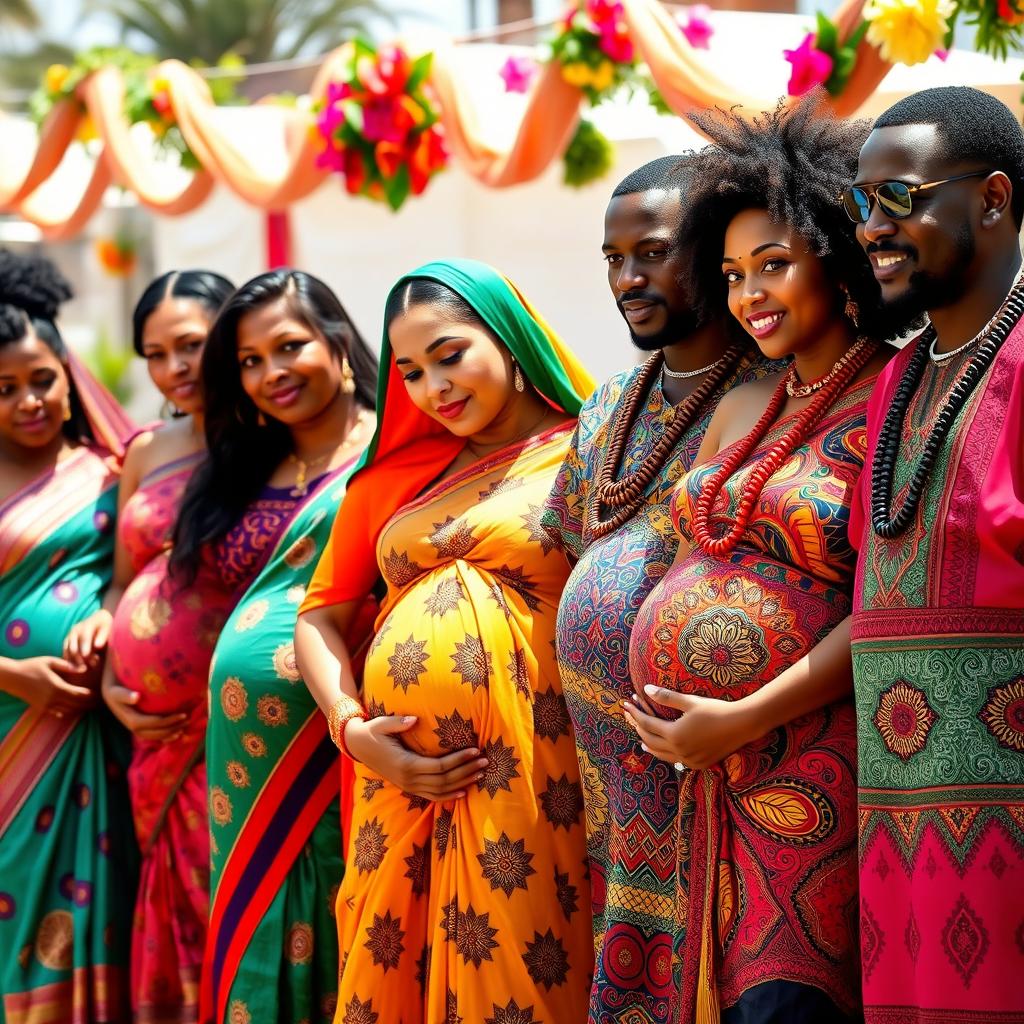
[288,409,369,497]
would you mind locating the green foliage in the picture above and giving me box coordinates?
[955,0,1024,60]
[562,117,614,188]
[93,0,391,65]
[814,13,868,96]
[86,331,135,403]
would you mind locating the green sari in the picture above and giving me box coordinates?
[0,446,136,1023]
[201,459,371,1024]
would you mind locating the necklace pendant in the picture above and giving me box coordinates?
[290,482,308,498]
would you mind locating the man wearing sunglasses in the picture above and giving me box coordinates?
[845,86,1024,1024]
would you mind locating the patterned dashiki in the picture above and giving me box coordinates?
[540,352,776,1024]
[629,377,876,1023]
[849,318,1024,1024]
[334,425,592,1024]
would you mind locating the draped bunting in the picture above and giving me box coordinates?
[0,0,884,239]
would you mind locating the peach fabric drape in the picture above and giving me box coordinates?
[0,0,884,237]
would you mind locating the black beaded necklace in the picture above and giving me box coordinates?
[871,279,1024,538]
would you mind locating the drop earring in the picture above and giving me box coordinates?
[62,400,72,422]
[341,355,356,395]
[513,361,525,393]
[841,287,860,328]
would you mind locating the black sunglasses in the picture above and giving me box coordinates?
[841,170,991,224]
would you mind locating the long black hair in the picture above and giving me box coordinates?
[680,95,894,341]
[169,269,378,585]
[0,248,94,444]
[131,269,235,355]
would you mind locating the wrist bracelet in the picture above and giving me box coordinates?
[327,694,367,759]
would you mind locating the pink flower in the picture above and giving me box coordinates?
[316,102,345,137]
[498,54,538,93]
[783,32,834,96]
[599,21,635,62]
[325,81,353,104]
[315,145,345,173]
[362,98,407,143]
[933,47,949,60]
[678,5,714,49]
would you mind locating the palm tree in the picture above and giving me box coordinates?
[96,0,391,65]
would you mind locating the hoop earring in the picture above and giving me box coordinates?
[341,355,356,395]
[513,361,525,393]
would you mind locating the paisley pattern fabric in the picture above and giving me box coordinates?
[336,426,592,1024]
[202,463,367,1024]
[0,448,136,1024]
[109,450,236,1024]
[540,353,777,1024]
[628,378,876,1023]
[849,319,1024,1024]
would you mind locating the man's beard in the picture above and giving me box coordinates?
[874,226,976,337]
[623,303,700,352]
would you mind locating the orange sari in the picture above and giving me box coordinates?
[336,425,592,1024]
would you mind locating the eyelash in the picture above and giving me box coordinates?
[403,350,463,382]
[723,257,789,285]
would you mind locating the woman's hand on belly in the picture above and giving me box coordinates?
[102,670,188,741]
[622,686,757,771]
[346,714,488,801]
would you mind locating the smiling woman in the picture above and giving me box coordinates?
[164,269,380,1024]
[620,97,897,1024]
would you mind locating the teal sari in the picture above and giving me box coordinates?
[201,459,372,1024]
[0,446,136,1023]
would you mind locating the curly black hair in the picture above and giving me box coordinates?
[679,95,890,340]
[0,248,95,443]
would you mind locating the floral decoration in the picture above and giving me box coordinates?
[562,116,614,188]
[95,233,137,277]
[550,1,636,103]
[676,5,715,49]
[785,13,868,96]
[863,0,956,65]
[314,39,448,211]
[499,54,539,93]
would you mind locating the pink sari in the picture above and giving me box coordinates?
[109,451,237,1024]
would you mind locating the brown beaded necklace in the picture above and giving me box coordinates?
[585,344,746,541]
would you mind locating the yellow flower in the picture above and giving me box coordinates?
[151,76,170,94]
[590,60,615,92]
[864,0,954,65]
[45,64,70,94]
[75,114,99,144]
[561,61,595,88]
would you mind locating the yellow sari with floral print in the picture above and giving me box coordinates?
[337,423,592,1024]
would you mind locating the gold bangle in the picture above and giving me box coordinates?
[327,694,366,758]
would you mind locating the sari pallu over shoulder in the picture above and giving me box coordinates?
[201,456,375,1024]
[0,445,136,1024]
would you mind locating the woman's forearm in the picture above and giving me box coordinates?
[294,605,362,716]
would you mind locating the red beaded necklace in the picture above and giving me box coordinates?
[692,340,878,556]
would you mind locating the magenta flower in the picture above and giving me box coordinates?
[599,22,635,62]
[934,48,949,60]
[498,55,538,93]
[783,32,834,96]
[315,146,345,173]
[316,102,345,138]
[678,5,714,49]
[325,81,353,104]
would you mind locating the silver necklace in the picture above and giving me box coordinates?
[661,355,726,380]
[929,270,1024,364]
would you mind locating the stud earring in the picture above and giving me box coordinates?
[513,362,525,393]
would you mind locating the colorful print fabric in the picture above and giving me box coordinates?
[336,425,592,1024]
[849,322,1024,1024]
[541,355,775,1023]
[628,378,875,1022]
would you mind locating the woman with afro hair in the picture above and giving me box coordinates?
[0,249,137,1021]
[621,95,896,1023]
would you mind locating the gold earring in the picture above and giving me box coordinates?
[513,362,525,393]
[842,288,860,328]
[257,410,267,427]
[341,355,356,395]
[62,400,72,422]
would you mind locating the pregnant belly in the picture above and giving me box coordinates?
[110,560,233,714]
[628,551,850,702]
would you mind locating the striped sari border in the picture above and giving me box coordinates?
[200,711,339,1024]
[0,707,77,839]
